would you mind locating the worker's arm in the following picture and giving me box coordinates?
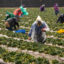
[28,24,34,40]
[28,29,32,40]
[41,22,50,32]
[14,21,19,30]
[28,26,33,38]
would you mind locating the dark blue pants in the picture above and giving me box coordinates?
[55,10,59,15]
[6,27,13,31]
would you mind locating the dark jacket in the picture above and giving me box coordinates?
[6,17,19,30]
[57,14,64,23]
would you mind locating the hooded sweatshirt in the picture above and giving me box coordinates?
[28,21,49,42]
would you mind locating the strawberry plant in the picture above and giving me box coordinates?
[0,7,64,64]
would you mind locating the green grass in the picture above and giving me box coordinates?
[0,47,50,64]
[0,37,64,57]
[0,7,64,63]
[0,47,64,64]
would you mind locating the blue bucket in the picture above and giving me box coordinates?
[15,29,26,34]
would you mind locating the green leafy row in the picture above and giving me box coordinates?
[0,37,64,57]
[0,47,49,64]
[0,29,64,46]
[46,38,64,46]
[0,47,64,64]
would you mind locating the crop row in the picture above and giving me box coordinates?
[0,29,28,39]
[0,47,64,64]
[1,46,64,64]
[0,47,50,64]
[0,37,64,57]
[47,31,64,38]
[46,38,64,46]
[0,24,64,40]
[0,28,64,46]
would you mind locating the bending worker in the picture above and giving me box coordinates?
[5,17,19,31]
[57,14,64,23]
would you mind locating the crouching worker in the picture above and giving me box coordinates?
[5,17,19,31]
[57,14,64,23]
[28,16,50,43]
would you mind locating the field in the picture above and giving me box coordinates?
[0,7,64,64]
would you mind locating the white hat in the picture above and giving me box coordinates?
[36,16,42,22]
[42,4,45,6]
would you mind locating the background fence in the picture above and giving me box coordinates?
[0,0,21,7]
[0,0,64,7]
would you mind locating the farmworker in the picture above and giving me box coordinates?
[28,16,50,43]
[54,3,59,15]
[57,14,64,23]
[13,6,28,18]
[5,11,15,20]
[5,17,19,31]
[13,8,23,18]
[40,4,45,11]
